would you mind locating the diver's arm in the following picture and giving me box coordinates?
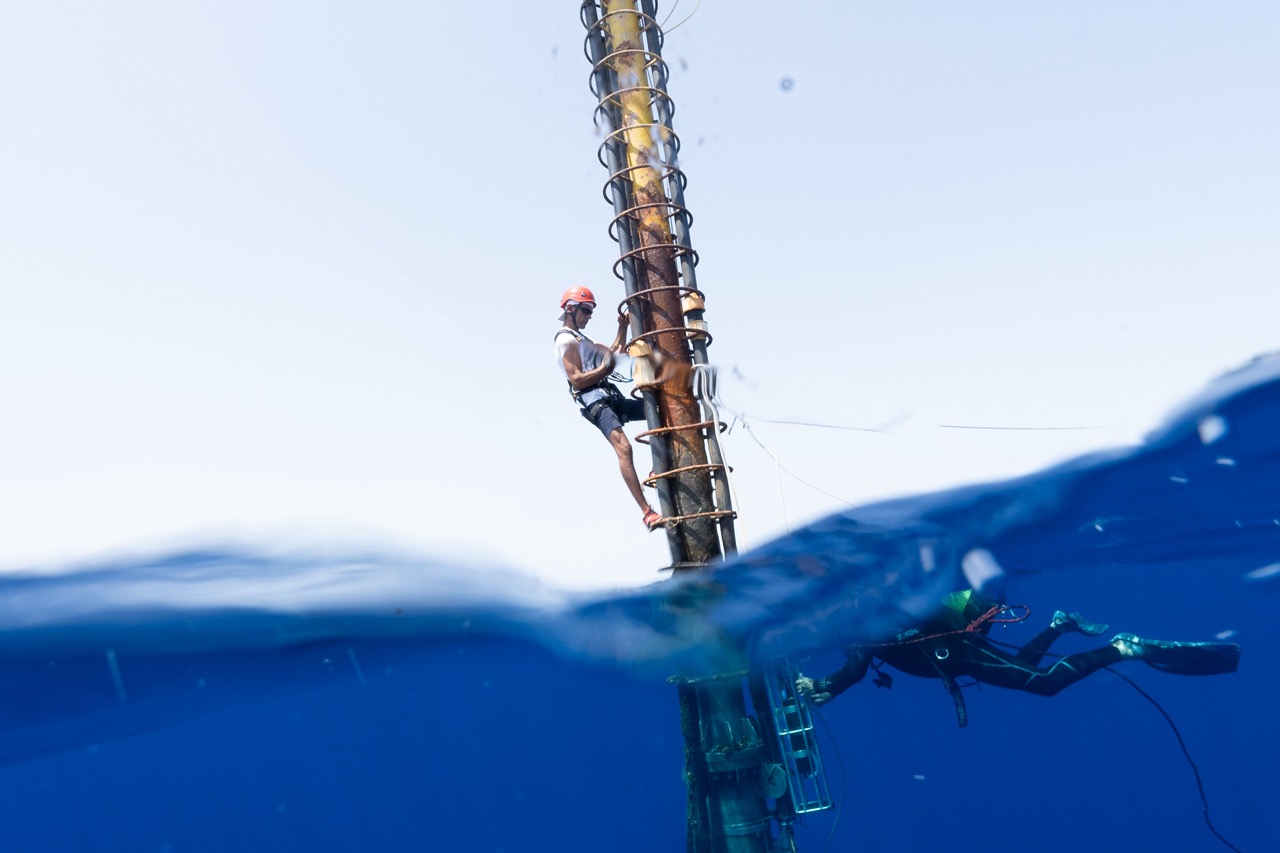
[797,648,872,706]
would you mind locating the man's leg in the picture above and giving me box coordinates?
[608,427,651,514]
[585,399,659,525]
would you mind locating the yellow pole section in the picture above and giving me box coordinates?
[601,0,675,257]
[600,0,719,564]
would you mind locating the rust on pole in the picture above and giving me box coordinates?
[579,4,789,852]
[596,0,719,567]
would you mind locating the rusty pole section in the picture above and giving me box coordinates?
[598,0,719,567]
[582,6,779,852]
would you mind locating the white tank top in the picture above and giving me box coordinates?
[554,328,634,406]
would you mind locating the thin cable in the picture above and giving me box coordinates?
[709,394,890,523]
[1104,667,1242,853]
[741,419,860,512]
[737,418,807,532]
[718,367,1096,434]
[716,397,910,435]
[810,708,845,853]
[738,415,894,433]
[937,424,1100,431]
[658,0,680,28]
[980,637,1243,853]
[661,0,702,34]
[696,369,812,539]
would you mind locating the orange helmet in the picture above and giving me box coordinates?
[560,285,597,309]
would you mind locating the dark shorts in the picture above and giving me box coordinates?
[582,395,646,438]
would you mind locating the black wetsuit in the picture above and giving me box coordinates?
[813,590,1238,726]
[817,592,1124,707]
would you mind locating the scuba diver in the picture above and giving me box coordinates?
[795,589,1241,726]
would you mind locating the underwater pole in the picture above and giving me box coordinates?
[580,3,791,851]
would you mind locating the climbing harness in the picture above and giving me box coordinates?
[926,655,968,728]
[555,326,630,408]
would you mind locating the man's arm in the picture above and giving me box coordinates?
[797,648,872,706]
[609,308,630,352]
[560,336,615,391]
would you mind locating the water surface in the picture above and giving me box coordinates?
[3,355,1278,851]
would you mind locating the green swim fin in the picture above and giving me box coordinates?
[1115,634,1241,675]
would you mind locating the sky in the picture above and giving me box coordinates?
[2,2,1276,590]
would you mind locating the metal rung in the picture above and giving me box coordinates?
[762,657,833,815]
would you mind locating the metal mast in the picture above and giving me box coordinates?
[581,0,733,566]
[580,3,830,851]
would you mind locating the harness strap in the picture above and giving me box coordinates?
[554,327,584,343]
[926,647,968,728]
[556,327,619,406]
[571,377,622,403]
[581,397,610,424]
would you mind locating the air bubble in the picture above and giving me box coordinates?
[1198,414,1227,444]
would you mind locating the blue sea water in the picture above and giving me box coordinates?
[3,355,1280,852]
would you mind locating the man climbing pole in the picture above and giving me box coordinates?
[555,285,666,531]
[796,589,1240,726]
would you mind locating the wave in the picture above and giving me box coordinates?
[2,353,1279,774]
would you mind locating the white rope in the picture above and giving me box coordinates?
[660,0,703,34]
[704,376,862,532]
[691,363,751,549]
[740,418,860,526]
[692,365,861,540]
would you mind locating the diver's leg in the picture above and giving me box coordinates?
[1112,634,1241,675]
[1014,625,1064,667]
[1016,610,1111,666]
[950,636,1126,697]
